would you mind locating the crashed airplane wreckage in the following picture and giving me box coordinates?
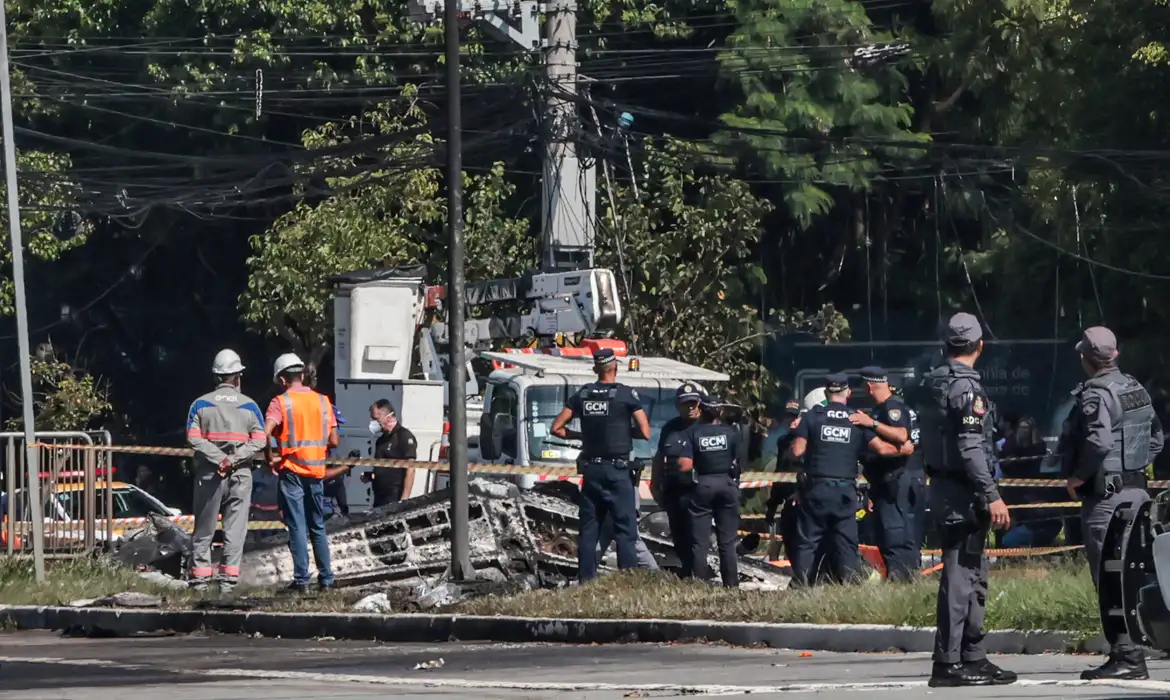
[239,478,791,590]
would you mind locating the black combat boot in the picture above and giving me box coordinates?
[966,659,1018,685]
[928,662,993,687]
[1080,654,1149,681]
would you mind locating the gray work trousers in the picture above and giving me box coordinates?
[1081,487,1150,662]
[933,519,990,665]
[191,464,253,587]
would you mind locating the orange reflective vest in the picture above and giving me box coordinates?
[276,389,332,479]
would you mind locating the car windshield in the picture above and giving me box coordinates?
[112,488,169,519]
[525,385,679,463]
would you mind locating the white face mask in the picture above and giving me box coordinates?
[368,420,382,437]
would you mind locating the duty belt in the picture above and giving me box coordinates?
[1105,472,1148,494]
[582,456,629,466]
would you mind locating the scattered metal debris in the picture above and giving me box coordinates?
[116,513,193,578]
[240,478,791,592]
[90,592,163,608]
[353,592,394,613]
[413,658,445,671]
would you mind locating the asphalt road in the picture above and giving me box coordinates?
[3,630,1170,699]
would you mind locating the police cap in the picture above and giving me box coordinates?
[701,393,723,408]
[1075,326,1119,364]
[859,365,887,383]
[943,312,983,346]
[676,383,704,403]
[783,399,801,415]
[825,372,849,392]
[593,348,618,367]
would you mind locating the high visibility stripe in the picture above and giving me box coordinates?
[284,455,327,467]
[200,431,252,442]
[249,431,266,440]
[277,390,329,478]
[219,565,240,576]
[191,567,214,578]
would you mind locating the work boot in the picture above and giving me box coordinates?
[928,662,993,688]
[190,580,211,594]
[966,659,1018,685]
[283,582,311,595]
[318,580,337,592]
[1080,655,1149,681]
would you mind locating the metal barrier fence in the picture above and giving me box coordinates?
[2,431,112,555]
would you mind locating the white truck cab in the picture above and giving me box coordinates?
[475,351,730,490]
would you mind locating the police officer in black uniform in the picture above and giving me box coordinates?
[764,399,802,529]
[917,313,1015,688]
[652,382,706,576]
[849,366,923,581]
[787,373,907,587]
[1063,326,1164,681]
[669,394,742,587]
[551,348,651,583]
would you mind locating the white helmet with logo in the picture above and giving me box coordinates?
[802,387,828,411]
[211,349,245,375]
[272,352,305,381]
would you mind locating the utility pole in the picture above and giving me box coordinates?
[443,0,474,581]
[542,0,596,272]
[0,1,45,582]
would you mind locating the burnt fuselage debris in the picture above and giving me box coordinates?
[239,479,791,592]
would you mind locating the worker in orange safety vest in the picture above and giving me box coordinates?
[264,353,339,593]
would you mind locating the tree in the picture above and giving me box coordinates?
[5,350,111,431]
[0,150,92,316]
[717,0,925,228]
[597,137,848,413]
[239,97,534,377]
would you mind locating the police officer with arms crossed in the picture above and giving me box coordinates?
[849,366,924,582]
[917,313,1015,688]
[551,348,651,583]
[1063,326,1164,680]
[786,373,909,587]
[668,393,742,587]
[652,382,706,576]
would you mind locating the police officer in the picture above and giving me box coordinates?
[849,366,923,582]
[916,313,1015,688]
[669,394,742,587]
[551,348,651,583]
[786,373,907,587]
[1063,327,1164,681]
[652,382,706,576]
[764,399,803,529]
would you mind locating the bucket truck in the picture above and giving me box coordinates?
[329,265,729,512]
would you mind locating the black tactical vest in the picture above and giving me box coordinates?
[578,382,634,459]
[804,405,862,480]
[690,422,738,476]
[917,361,994,475]
[1080,372,1154,474]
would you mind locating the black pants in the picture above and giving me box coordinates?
[662,484,694,575]
[685,473,741,587]
[870,470,925,582]
[791,479,859,587]
[578,458,639,582]
[1082,488,1149,662]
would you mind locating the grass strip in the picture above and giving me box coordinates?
[0,557,1102,637]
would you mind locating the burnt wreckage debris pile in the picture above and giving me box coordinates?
[239,479,791,592]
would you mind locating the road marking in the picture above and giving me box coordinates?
[5,656,1170,695]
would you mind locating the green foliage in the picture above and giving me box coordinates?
[598,137,849,413]
[0,151,92,316]
[5,355,112,432]
[239,97,534,371]
[717,0,925,227]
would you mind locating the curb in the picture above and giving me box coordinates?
[0,605,1108,655]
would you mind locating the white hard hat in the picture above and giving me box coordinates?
[211,349,245,375]
[273,352,305,380]
[802,387,828,411]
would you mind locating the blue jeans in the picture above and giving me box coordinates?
[578,458,639,582]
[278,470,334,586]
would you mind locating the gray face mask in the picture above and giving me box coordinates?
[368,420,382,437]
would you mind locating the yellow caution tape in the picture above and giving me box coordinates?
[32,443,1170,490]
